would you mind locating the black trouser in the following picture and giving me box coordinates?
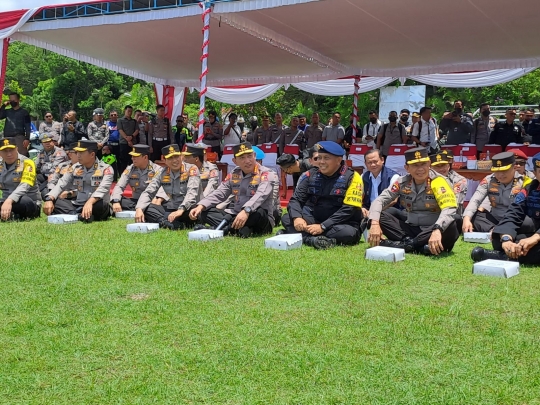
[0,196,40,220]
[37,173,50,199]
[119,143,131,175]
[120,197,137,211]
[472,211,536,234]
[143,203,194,228]
[281,212,361,246]
[200,207,272,236]
[492,234,540,264]
[151,140,169,162]
[274,208,282,227]
[379,210,459,252]
[52,198,110,221]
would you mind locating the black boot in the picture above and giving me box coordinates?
[380,238,414,253]
[305,236,337,250]
[78,214,94,223]
[275,229,286,236]
[238,226,253,239]
[159,220,174,230]
[471,246,510,262]
[193,223,210,231]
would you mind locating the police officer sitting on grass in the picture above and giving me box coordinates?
[472,152,540,264]
[43,140,114,222]
[36,134,68,198]
[189,142,275,238]
[0,137,41,221]
[368,147,459,255]
[110,144,162,212]
[181,143,219,199]
[47,143,78,196]
[279,141,364,250]
[135,144,200,230]
[462,151,533,234]
[429,151,468,219]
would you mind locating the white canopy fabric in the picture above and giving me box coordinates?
[2,0,540,87]
[0,0,538,111]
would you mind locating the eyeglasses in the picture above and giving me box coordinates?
[110,114,117,117]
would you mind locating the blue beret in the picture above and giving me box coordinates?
[315,141,344,156]
[532,152,540,170]
[251,145,265,160]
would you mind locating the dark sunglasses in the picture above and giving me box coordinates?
[515,160,526,165]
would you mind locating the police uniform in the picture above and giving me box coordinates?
[369,148,459,253]
[36,134,69,198]
[45,140,113,221]
[0,138,41,220]
[281,141,363,249]
[252,126,272,146]
[48,144,77,194]
[269,124,287,143]
[280,127,304,155]
[472,153,540,264]
[303,123,325,149]
[87,109,109,146]
[136,144,201,229]
[430,151,468,216]
[149,116,174,162]
[110,145,162,211]
[463,152,533,232]
[196,142,275,237]
[201,120,223,157]
[181,144,219,199]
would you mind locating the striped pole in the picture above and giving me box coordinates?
[196,1,212,143]
[351,75,360,143]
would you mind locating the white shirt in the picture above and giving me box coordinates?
[369,171,400,203]
[223,123,242,145]
[362,122,381,147]
[412,118,438,149]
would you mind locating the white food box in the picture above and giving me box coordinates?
[126,223,159,233]
[466,159,477,170]
[473,259,519,278]
[264,233,303,250]
[365,246,405,262]
[463,232,491,244]
[188,229,224,241]
[47,214,79,224]
[115,211,136,219]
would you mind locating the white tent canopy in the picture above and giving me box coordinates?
[0,0,538,107]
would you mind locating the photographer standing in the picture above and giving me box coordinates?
[60,110,85,149]
[0,92,31,156]
[439,100,473,145]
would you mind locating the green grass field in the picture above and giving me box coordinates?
[1,217,539,404]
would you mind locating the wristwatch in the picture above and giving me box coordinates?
[320,223,327,231]
[67,191,73,199]
[243,206,252,214]
[45,196,54,202]
[433,224,443,232]
[501,235,513,243]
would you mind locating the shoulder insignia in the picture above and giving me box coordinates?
[209,169,218,178]
[224,173,232,182]
[515,189,527,204]
[261,172,269,182]
[104,167,113,175]
[390,181,400,193]
[189,166,199,176]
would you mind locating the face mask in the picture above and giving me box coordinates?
[369,117,377,123]
[400,116,408,122]
[9,101,18,108]
[250,122,257,131]
[388,116,397,122]
[482,110,490,117]
[455,108,463,114]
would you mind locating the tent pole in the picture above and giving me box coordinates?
[0,38,10,94]
[352,75,360,144]
[196,1,212,143]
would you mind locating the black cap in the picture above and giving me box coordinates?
[405,147,430,165]
[183,143,206,157]
[276,153,296,168]
[129,144,150,157]
[429,153,451,166]
[441,149,454,159]
[491,151,515,172]
[67,142,78,152]
[162,144,181,159]
[74,140,99,152]
[0,137,17,151]
[233,142,254,157]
